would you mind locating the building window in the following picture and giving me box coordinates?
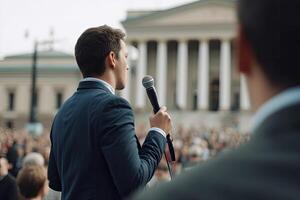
[6,120,14,129]
[7,91,15,111]
[56,92,63,109]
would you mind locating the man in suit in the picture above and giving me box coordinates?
[132,0,300,199]
[48,25,172,200]
[0,157,18,200]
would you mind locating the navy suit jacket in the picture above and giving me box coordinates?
[48,81,166,200]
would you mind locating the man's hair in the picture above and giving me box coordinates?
[238,0,300,88]
[16,165,46,198]
[75,25,126,77]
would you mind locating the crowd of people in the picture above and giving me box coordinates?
[1,0,298,199]
[0,123,250,199]
[136,123,250,183]
[0,127,52,200]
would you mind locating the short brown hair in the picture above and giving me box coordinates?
[75,25,126,77]
[17,165,47,198]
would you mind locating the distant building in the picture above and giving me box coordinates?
[121,0,250,112]
[0,0,251,131]
[0,50,80,129]
[121,0,251,131]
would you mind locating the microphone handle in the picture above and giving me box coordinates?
[146,87,176,162]
[146,87,160,113]
[167,135,176,161]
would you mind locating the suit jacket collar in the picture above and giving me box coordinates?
[251,86,300,132]
[254,102,300,137]
[77,80,112,94]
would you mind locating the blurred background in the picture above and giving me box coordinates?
[0,0,251,187]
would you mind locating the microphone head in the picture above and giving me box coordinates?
[142,75,154,89]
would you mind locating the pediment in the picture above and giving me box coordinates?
[122,0,236,28]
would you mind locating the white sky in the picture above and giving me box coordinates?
[0,0,195,57]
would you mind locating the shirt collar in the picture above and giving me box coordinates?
[251,85,300,132]
[79,77,115,94]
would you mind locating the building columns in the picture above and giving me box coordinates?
[219,39,231,110]
[136,41,147,109]
[197,39,209,110]
[240,75,251,110]
[156,40,167,106]
[0,85,4,112]
[176,40,188,109]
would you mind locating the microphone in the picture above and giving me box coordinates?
[142,75,176,162]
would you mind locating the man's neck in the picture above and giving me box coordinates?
[247,68,283,111]
[253,86,281,111]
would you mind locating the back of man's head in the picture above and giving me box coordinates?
[238,0,300,88]
[75,25,126,78]
[17,165,48,199]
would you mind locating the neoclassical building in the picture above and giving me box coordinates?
[0,0,251,131]
[0,51,80,129]
[121,0,250,112]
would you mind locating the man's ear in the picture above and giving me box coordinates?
[236,26,253,75]
[106,51,116,69]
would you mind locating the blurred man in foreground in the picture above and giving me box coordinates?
[48,25,172,200]
[132,0,300,199]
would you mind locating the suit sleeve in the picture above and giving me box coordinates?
[98,97,166,197]
[48,126,62,191]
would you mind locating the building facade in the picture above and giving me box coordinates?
[0,0,252,131]
[121,0,250,112]
[0,51,81,129]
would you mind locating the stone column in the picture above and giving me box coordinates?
[197,39,209,110]
[136,41,147,109]
[240,75,251,110]
[0,85,4,112]
[156,40,167,106]
[176,39,188,109]
[219,39,231,111]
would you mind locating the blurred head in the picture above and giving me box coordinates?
[237,1,300,107]
[17,165,48,199]
[75,25,128,89]
[23,152,45,167]
[0,157,10,176]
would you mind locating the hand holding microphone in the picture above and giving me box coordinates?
[149,106,172,134]
[142,75,176,163]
